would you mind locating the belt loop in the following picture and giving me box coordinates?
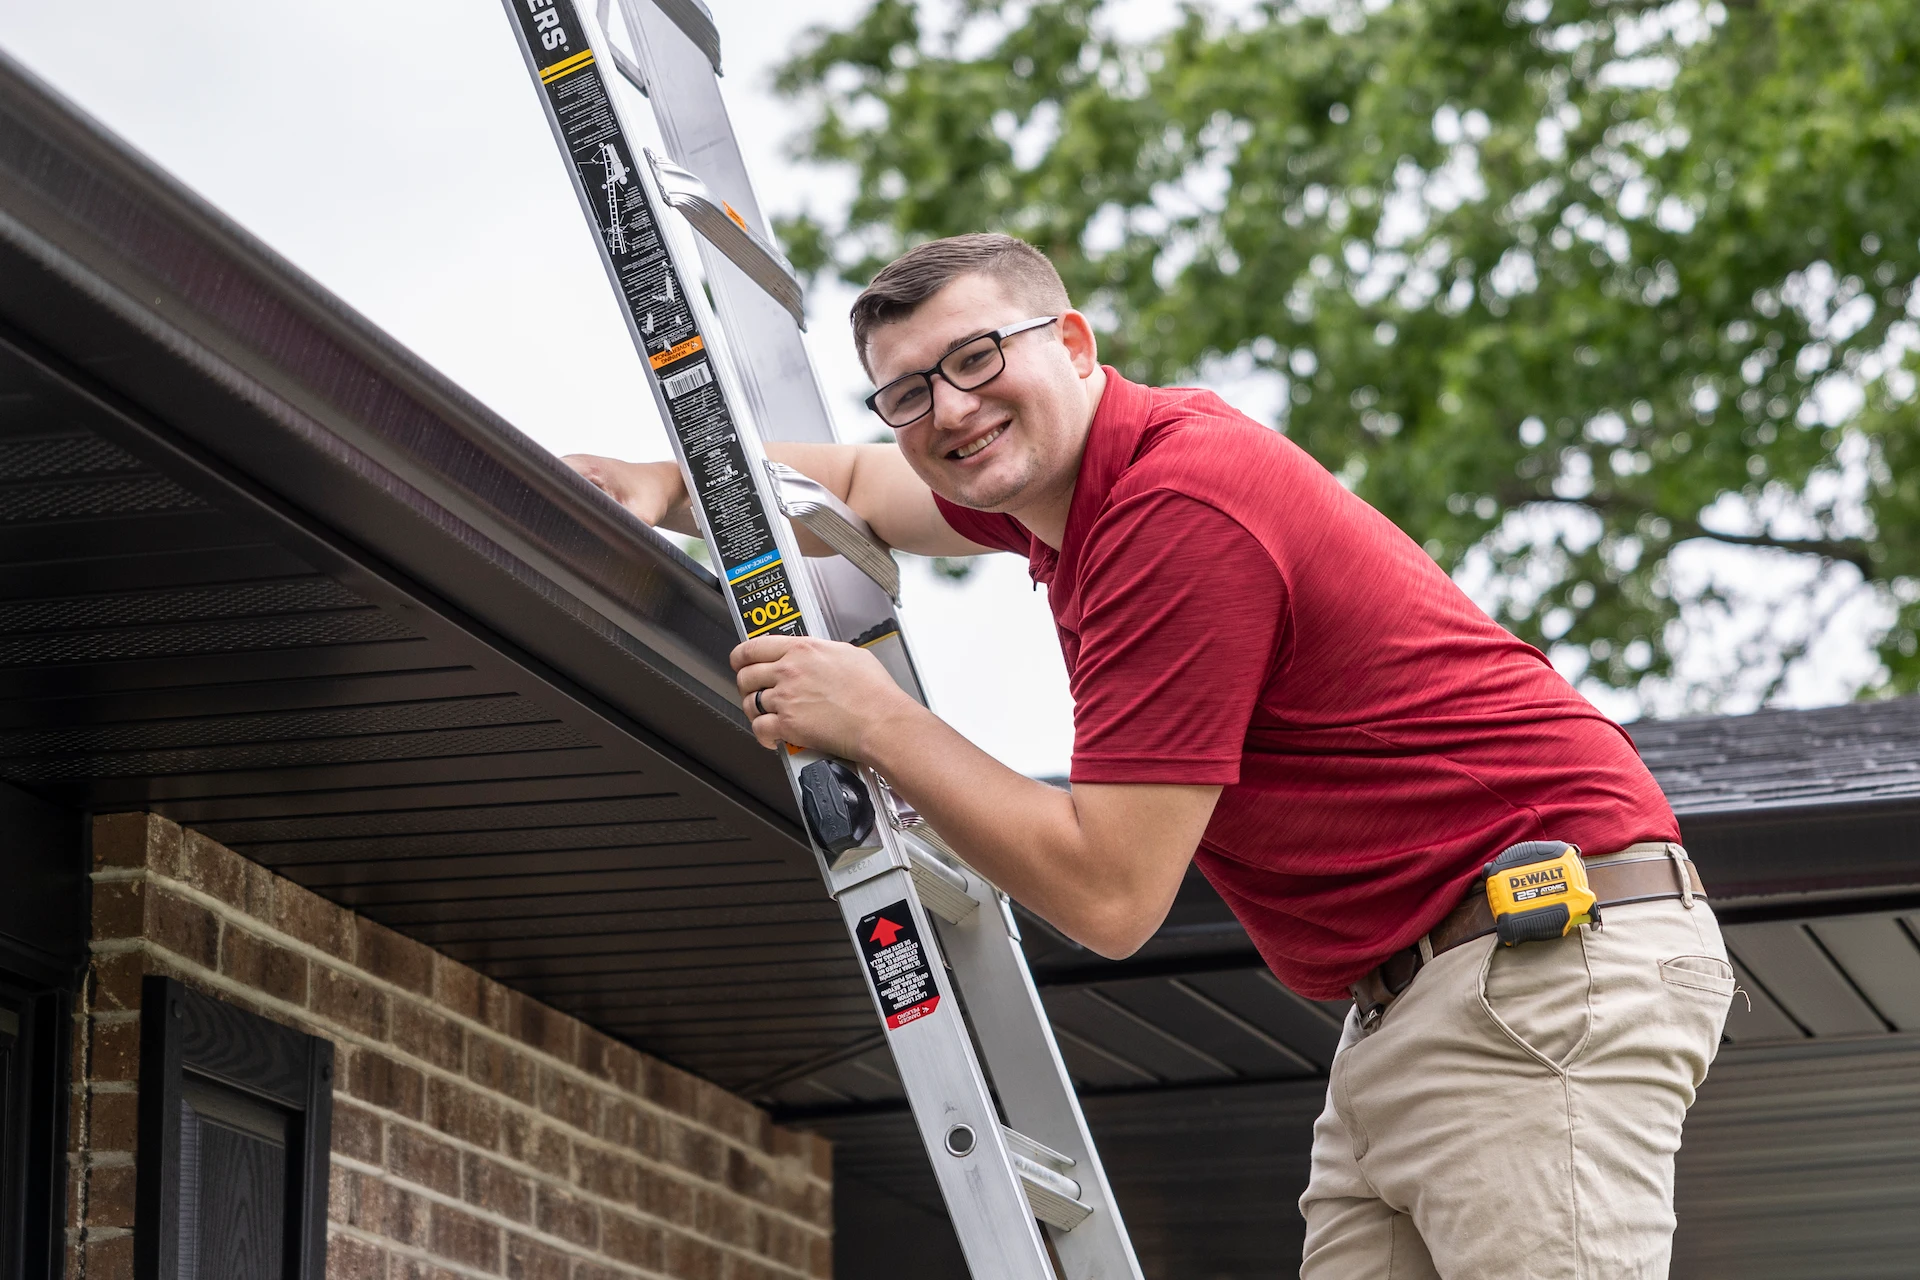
[1669,843,1695,909]
[1417,934,1435,965]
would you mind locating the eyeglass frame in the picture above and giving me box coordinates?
[862,315,1061,429]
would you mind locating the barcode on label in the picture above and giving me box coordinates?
[661,363,714,399]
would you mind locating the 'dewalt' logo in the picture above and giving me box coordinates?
[525,0,571,50]
[1508,866,1566,891]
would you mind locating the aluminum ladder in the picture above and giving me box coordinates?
[498,3,1146,1275]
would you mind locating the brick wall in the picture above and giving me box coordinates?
[67,813,832,1280]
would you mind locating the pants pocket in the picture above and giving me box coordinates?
[1660,954,1735,996]
[1479,930,1594,1071]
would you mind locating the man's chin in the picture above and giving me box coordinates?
[937,471,1028,514]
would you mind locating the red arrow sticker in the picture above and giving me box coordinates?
[857,900,940,1030]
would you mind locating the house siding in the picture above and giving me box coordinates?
[66,813,832,1280]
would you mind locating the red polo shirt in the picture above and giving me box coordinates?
[933,369,1679,999]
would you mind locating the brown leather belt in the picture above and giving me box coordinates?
[1350,843,1707,1029]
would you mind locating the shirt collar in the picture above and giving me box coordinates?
[1050,366,1152,580]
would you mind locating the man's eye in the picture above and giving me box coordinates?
[954,348,993,372]
[887,384,928,411]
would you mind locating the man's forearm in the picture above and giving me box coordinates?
[856,703,1194,957]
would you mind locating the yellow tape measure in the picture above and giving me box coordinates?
[1482,841,1599,946]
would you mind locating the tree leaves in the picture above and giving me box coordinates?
[776,0,1920,711]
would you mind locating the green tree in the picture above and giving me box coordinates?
[772,0,1920,712]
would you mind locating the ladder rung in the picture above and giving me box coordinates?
[764,462,900,600]
[646,150,806,327]
[593,0,651,95]
[1003,1127,1092,1231]
[638,0,721,74]
[907,841,980,924]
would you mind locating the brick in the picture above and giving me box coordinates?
[92,812,155,869]
[222,928,309,1006]
[89,1087,140,1152]
[355,1175,430,1248]
[89,951,148,1014]
[463,1151,533,1223]
[503,1234,571,1280]
[272,881,355,960]
[332,1099,383,1164]
[476,977,514,1035]
[600,1213,664,1270]
[427,1076,501,1149]
[431,953,483,1024]
[89,1017,141,1083]
[804,1131,832,1183]
[86,1160,138,1228]
[536,1066,596,1134]
[467,1038,536,1106]
[312,967,389,1041]
[696,1189,751,1245]
[356,919,436,996]
[393,1261,465,1280]
[387,1124,460,1196]
[641,1174,696,1230]
[347,1049,424,1120]
[512,997,576,1062]
[601,1100,659,1160]
[644,1060,698,1117]
[535,1185,598,1249]
[428,1201,501,1272]
[807,1234,832,1279]
[392,1001,463,1072]
[725,1148,775,1205]
[695,1082,763,1147]
[147,887,220,969]
[662,1121,724,1182]
[326,1231,387,1280]
[662,1231,724,1280]
[574,1144,641,1207]
[175,827,245,907]
[330,1162,355,1224]
[83,1230,134,1280]
[91,879,146,942]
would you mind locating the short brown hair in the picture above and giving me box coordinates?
[850,234,1070,373]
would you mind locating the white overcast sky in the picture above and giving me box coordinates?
[0,1,1876,775]
[0,0,1089,775]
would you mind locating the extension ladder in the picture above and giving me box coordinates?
[498,2,1146,1276]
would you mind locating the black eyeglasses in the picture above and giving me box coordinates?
[864,316,1060,429]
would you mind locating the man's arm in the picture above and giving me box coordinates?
[564,444,993,558]
[731,635,1220,957]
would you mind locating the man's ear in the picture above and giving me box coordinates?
[1059,309,1100,377]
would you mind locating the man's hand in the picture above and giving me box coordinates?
[562,454,698,534]
[732,635,921,757]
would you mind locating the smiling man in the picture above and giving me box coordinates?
[567,233,1735,1279]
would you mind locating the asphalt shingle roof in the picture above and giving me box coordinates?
[1635,696,1920,817]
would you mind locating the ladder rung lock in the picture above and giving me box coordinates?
[907,844,979,924]
[763,463,900,599]
[1002,1126,1077,1170]
[646,151,806,328]
[1009,1152,1092,1231]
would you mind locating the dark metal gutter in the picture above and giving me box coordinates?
[0,49,795,819]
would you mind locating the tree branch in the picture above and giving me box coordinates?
[1495,492,1877,577]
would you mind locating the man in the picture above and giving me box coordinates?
[568,233,1735,1278]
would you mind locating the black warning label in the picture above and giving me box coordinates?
[857,901,941,1031]
[505,0,806,645]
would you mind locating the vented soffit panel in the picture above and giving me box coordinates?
[0,48,795,823]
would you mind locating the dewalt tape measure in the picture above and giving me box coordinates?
[1482,841,1599,946]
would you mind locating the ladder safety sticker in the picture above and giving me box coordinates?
[649,335,705,369]
[858,901,941,1030]
[660,362,713,399]
[504,0,806,645]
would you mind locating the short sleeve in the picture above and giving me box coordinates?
[1068,491,1289,786]
[931,493,1033,556]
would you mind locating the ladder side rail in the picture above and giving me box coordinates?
[499,6,1060,1277]
[937,899,1150,1280]
[612,0,926,690]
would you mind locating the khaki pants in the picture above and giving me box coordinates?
[1300,895,1736,1279]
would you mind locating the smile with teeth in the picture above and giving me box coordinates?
[950,425,1005,460]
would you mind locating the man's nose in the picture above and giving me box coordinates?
[928,375,982,433]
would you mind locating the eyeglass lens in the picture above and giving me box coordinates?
[872,333,1007,426]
